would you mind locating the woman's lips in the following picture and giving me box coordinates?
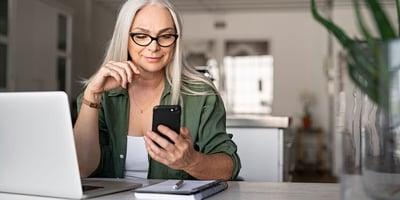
[144,56,162,62]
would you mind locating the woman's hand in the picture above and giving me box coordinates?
[144,126,200,171]
[85,61,140,100]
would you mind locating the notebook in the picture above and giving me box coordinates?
[0,92,142,199]
[133,180,227,200]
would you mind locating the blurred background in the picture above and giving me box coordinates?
[0,0,398,183]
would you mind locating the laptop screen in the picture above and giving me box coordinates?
[0,92,83,199]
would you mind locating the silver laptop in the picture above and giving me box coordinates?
[0,92,141,199]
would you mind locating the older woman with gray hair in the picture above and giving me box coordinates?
[73,0,240,180]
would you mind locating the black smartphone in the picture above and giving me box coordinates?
[152,105,181,144]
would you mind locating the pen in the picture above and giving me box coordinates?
[172,180,184,190]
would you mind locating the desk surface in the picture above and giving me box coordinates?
[0,181,339,200]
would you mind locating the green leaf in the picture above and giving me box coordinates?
[353,0,373,40]
[352,0,376,52]
[347,41,379,81]
[347,61,379,105]
[311,0,395,111]
[310,0,352,48]
[365,0,397,40]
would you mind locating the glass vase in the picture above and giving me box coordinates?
[340,87,369,199]
[361,39,400,199]
[340,38,400,200]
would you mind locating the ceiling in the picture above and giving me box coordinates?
[94,0,397,13]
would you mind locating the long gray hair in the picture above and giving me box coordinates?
[94,0,216,104]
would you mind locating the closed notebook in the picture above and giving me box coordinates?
[133,180,227,200]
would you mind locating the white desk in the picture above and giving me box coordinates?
[0,181,339,200]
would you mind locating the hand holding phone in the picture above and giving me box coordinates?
[152,105,181,144]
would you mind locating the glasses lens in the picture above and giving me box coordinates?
[132,34,151,46]
[158,34,177,47]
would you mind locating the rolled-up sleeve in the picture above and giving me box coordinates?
[196,94,241,180]
[76,93,114,177]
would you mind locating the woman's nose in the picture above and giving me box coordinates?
[146,40,160,52]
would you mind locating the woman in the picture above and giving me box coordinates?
[73,0,240,180]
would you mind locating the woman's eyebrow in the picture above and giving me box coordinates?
[131,27,176,34]
[158,27,176,34]
[131,27,150,33]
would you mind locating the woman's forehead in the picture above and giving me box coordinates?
[131,4,175,32]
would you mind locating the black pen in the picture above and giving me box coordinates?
[172,180,184,190]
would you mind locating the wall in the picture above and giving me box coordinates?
[54,0,91,98]
[88,2,116,78]
[60,0,116,99]
[181,10,329,131]
[10,0,61,91]
[8,0,116,100]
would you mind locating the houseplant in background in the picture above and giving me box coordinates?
[311,0,400,199]
[299,90,317,129]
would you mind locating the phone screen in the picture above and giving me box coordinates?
[152,105,181,144]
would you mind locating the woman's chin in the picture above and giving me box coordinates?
[139,64,166,74]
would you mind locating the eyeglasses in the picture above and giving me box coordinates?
[129,33,179,47]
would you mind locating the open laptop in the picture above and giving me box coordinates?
[0,92,141,199]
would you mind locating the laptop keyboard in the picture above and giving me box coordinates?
[82,185,104,192]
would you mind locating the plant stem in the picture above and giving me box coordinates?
[310,0,352,48]
[353,0,373,41]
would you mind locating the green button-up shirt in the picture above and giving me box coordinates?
[77,81,241,180]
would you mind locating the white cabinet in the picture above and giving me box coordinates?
[227,127,284,182]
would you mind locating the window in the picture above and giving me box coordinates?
[0,44,6,87]
[56,13,69,92]
[0,0,7,89]
[57,57,66,91]
[57,14,67,51]
[224,55,274,114]
[0,0,7,35]
[223,40,273,114]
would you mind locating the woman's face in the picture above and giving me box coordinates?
[128,4,176,73]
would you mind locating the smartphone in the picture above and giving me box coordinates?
[152,105,181,144]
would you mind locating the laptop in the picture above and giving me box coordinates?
[0,92,141,199]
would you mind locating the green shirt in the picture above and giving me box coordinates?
[77,81,241,180]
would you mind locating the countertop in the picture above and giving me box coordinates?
[227,114,290,128]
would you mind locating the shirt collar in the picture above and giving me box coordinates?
[161,78,171,101]
[107,78,172,99]
[107,87,128,97]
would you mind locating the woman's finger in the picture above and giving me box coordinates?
[180,127,192,140]
[144,135,169,159]
[110,61,134,83]
[157,125,180,144]
[145,130,174,151]
[102,66,122,84]
[147,146,169,166]
[105,63,128,88]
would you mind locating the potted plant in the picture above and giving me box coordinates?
[311,0,400,199]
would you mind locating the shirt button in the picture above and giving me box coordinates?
[120,154,124,159]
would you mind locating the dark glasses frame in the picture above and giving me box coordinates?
[129,33,179,47]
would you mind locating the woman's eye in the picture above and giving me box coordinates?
[135,35,148,39]
[160,34,174,39]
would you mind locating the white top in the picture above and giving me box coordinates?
[124,136,149,179]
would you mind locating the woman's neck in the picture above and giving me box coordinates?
[130,70,164,90]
